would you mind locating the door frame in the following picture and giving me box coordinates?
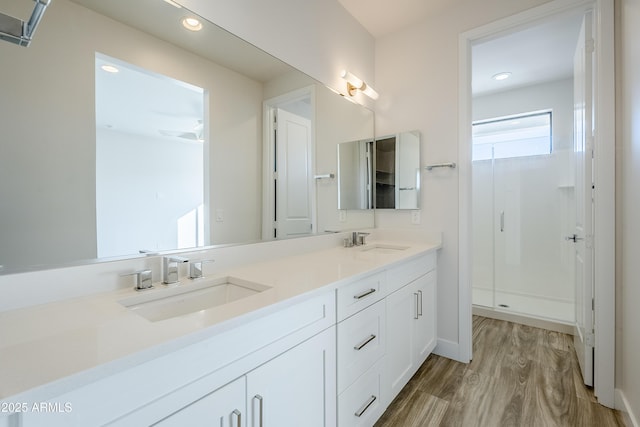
[262,86,316,240]
[458,0,615,406]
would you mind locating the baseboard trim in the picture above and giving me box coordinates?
[473,305,574,334]
[434,338,464,362]
[615,389,639,427]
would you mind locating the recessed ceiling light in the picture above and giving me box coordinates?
[492,72,512,81]
[101,64,119,73]
[182,17,203,32]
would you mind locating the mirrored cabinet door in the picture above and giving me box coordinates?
[375,131,421,209]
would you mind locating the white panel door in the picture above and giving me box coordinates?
[275,108,313,238]
[572,11,595,387]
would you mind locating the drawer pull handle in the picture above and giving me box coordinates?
[414,293,419,319]
[354,334,376,350]
[354,395,377,417]
[353,288,376,300]
[231,409,241,427]
[418,289,423,317]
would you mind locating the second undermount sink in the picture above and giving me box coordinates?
[359,243,410,254]
[119,276,271,322]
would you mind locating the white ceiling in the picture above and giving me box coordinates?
[338,1,583,96]
[472,13,583,95]
[337,0,453,38]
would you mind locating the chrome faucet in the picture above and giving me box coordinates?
[122,269,153,291]
[163,256,188,285]
[189,259,215,279]
[352,231,370,246]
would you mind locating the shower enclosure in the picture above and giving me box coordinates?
[471,111,576,323]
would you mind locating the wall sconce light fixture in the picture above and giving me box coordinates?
[340,70,379,100]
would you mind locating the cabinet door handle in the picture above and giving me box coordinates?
[354,395,377,417]
[231,409,242,427]
[414,292,419,319]
[353,288,376,300]
[253,395,263,427]
[418,289,423,317]
[354,334,376,351]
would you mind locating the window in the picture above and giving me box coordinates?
[472,111,552,161]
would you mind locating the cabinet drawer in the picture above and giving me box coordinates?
[337,299,385,393]
[337,271,385,321]
[338,360,384,427]
[386,252,436,294]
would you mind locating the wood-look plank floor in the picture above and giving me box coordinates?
[375,316,625,427]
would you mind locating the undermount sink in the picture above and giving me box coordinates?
[359,243,410,254]
[119,276,270,322]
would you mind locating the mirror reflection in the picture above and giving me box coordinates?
[375,130,421,209]
[0,0,374,273]
[337,139,373,210]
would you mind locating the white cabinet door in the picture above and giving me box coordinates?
[384,279,418,403]
[246,327,336,427]
[413,270,437,364]
[153,377,245,427]
[384,271,437,405]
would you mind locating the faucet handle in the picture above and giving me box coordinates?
[121,269,153,291]
[189,259,215,279]
[354,231,371,246]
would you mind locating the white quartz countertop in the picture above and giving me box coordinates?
[0,239,440,402]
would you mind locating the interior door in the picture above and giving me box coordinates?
[572,11,595,387]
[275,108,313,238]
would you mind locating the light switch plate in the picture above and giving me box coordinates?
[339,210,347,222]
[411,210,421,224]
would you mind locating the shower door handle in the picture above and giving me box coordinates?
[500,211,504,232]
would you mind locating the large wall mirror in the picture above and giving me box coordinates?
[0,0,374,273]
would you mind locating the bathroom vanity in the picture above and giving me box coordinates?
[0,233,440,427]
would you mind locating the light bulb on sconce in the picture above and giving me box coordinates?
[340,70,379,100]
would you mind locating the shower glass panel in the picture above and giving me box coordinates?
[471,112,576,323]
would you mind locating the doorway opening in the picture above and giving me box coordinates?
[459,0,615,407]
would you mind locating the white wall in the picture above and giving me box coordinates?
[374,0,553,354]
[617,0,640,420]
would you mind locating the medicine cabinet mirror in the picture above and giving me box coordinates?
[375,130,421,209]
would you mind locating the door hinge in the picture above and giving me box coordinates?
[273,171,278,180]
[592,297,595,311]
[586,38,595,54]
[586,331,595,347]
